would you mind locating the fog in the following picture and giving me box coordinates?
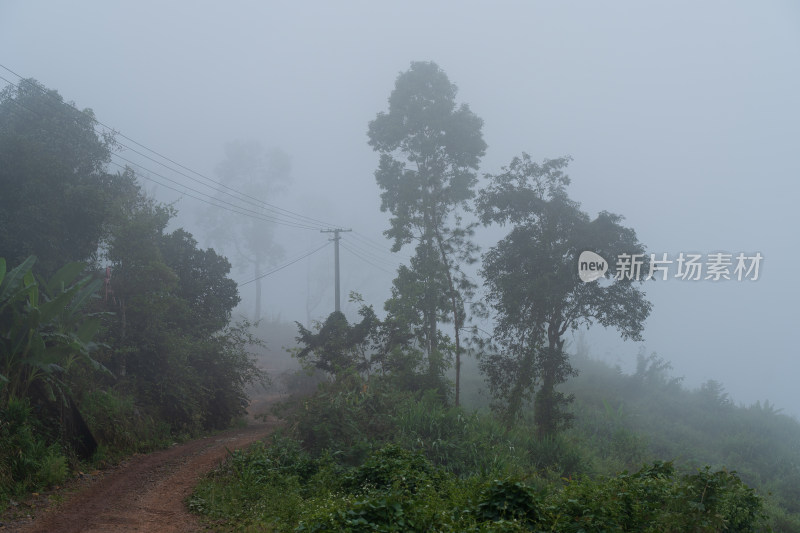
[2,2,798,413]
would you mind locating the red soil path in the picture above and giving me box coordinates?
[3,401,281,532]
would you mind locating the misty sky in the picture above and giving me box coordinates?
[2,2,798,413]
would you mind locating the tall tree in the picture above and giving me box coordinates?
[202,140,291,322]
[0,79,118,276]
[101,179,260,430]
[477,154,652,435]
[367,61,485,405]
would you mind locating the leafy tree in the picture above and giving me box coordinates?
[368,61,486,405]
[477,154,652,435]
[100,179,262,430]
[160,228,240,333]
[0,256,106,458]
[201,140,291,322]
[294,306,379,378]
[0,256,105,404]
[0,79,118,277]
[381,242,453,395]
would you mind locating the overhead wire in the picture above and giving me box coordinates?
[108,155,322,230]
[341,238,404,270]
[109,134,327,228]
[0,75,325,231]
[0,64,341,230]
[0,69,418,284]
[107,161,320,230]
[339,242,395,275]
[351,231,413,261]
[238,240,331,286]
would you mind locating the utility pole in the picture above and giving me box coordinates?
[321,228,352,312]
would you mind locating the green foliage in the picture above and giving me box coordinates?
[367,61,486,251]
[189,434,323,530]
[0,255,105,405]
[475,480,544,525]
[561,353,799,529]
[294,306,379,377]
[0,77,276,508]
[191,435,768,532]
[291,374,402,464]
[477,153,652,434]
[341,444,446,495]
[0,256,109,504]
[78,389,171,453]
[369,61,485,406]
[294,300,449,399]
[190,350,793,531]
[540,461,768,532]
[0,79,118,277]
[298,493,414,532]
[159,229,240,333]
[0,397,69,503]
[0,257,107,504]
[100,191,264,432]
[392,392,526,478]
[382,245,456,398]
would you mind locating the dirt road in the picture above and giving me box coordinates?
[6,412,280,533]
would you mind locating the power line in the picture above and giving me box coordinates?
[108,160,319,230]
[340,242,394,275]
[0,65,341,229]
[0,70,412,285]
[342,238,405,270]
[0,77,325,231]
[238,241,331,286]
[0,81,342,288]
[110,135,327,228]
[351,230,413,260]
[108,155,322,230]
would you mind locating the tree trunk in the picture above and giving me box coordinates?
[427,305,437,369]
[434,229,462,406]
[505,344,535,427]
[454,315,461,406]
[534,365,556,438]
[534,327,566,438]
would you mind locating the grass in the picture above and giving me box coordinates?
[189,352,800,531]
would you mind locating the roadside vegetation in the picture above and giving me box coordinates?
[190,326,799,532]
[0,79,265,510]
[190,63,797,532]
[1,65,796,533]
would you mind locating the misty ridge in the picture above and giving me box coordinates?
[1,2,798,531]
[0,57,797,531]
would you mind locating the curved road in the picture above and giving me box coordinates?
[10,415,280,532]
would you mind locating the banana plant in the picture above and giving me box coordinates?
[0,256,108,404]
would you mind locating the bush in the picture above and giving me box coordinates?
[475,480,544,525]
[189,434,321,530]
[291,374,404,463]
[79,389,171,454]
[342,445,445,495]
[192,432,770,533]
[0,397,70,504]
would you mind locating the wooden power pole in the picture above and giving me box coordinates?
[320,228,351,312]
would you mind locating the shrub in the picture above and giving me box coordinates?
[0,397,69,503]
[292,374,404,463]
[475,479,544,525]
[79,389,171,454]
